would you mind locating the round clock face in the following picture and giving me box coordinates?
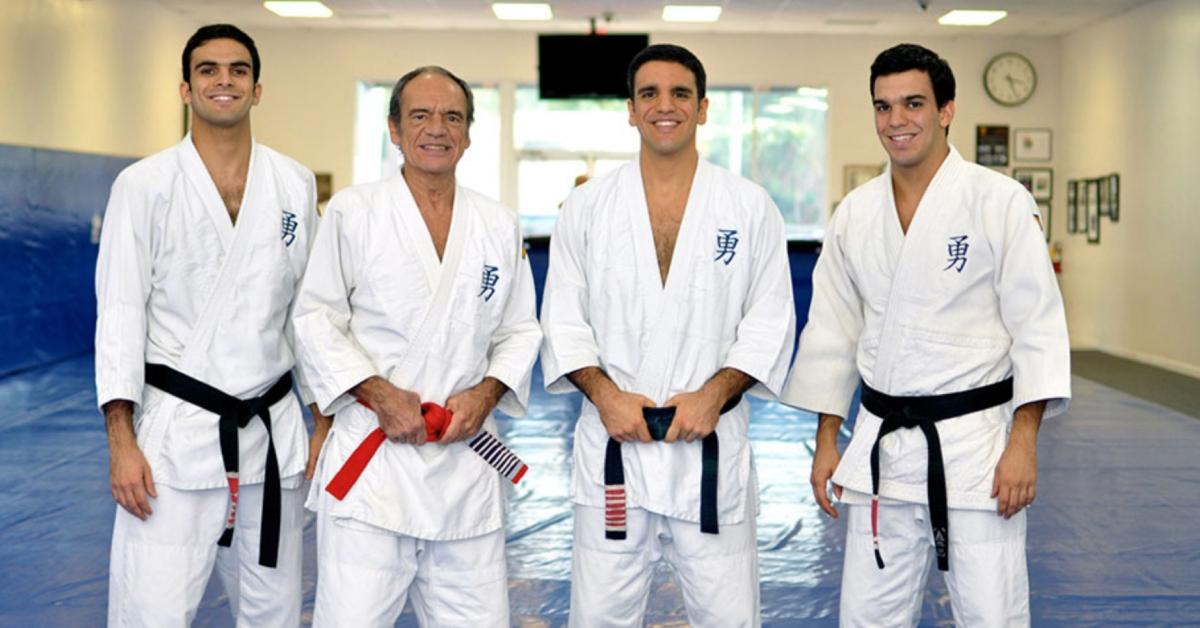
[984,53,1037,106]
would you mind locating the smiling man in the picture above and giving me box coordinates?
[291,66,541,626]
[781,43,1070,626]
[540,44,795,627]
[97,24,322,626]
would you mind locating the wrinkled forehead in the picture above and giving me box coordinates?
[400,73,468,111]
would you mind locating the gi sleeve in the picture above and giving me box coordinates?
[484,229,543,417]
[291,195,378,416]
[722,188,796,400]
[539,191,603,394]
[993,189,1071,418]
[285,168,319,407]
[94,169,154,411]
[779,200,865,418]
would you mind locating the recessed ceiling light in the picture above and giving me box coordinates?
[263,1,333,18]
[937,10,1007,26]
[492,3,553,21]
[662,5,723,23]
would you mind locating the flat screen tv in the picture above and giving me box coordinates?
[537,34,649,99]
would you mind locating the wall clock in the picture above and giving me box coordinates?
[984,52,1037,107]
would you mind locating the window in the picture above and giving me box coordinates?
[353,82,828,239]
[514,87,638,236]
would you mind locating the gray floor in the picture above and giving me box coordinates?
[1071,350,1200,419]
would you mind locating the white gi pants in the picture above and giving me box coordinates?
[841,502,1029,628]
[569,503,760,628]
[312,508,509,628]
[107,476,305,627]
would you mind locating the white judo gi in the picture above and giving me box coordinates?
[292,175,541,627]
[781,147,1071,627]
[96,135,317,627]
[541,159,796,627]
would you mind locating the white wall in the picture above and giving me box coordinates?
[1058,0,1200,376]
[250,28,1062,213]
[0,0,190,157]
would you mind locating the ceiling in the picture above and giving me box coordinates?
[148,0,1154,36]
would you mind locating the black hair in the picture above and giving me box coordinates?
[387,66,475,126]
[627,44,707,100]
[182,24,261,83]
[870,43,955,108]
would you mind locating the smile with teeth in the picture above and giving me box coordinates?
[419,144,450,152]
[888,132,917,144]
[653,120,680,130]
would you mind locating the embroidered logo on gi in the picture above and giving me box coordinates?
[479,264,500,302]
[944,235,969,273]
[714,229,739,265]
[281,211,298,247]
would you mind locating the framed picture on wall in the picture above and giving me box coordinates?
[1013,167,1053,201]
[844,164,884,196]
[975,125,1009,166]
[1086,178,1102,244]
[1106,173,1121,221]
[1013,128,1052,161]
[1066,179,1079,234]
[1036,201,1052,243]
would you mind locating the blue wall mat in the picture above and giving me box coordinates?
[0,144,134,377]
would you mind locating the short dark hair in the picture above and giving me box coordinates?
[387,66,475,127]
[182,24,261,84]
[627,44,707,100]
[870,43,955,108]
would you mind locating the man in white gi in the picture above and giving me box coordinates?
[292,66,541,627]
[98,24,324,626]
[782,43,1071,627]
[540,44,796,627]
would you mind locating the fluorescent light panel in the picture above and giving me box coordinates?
[937,10,1007,26]
[662,5,723,23]
[263,1,333,18]
[492,3,553,21]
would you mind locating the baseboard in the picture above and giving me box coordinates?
[1077,344,1200,380]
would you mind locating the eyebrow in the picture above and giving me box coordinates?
[637,84,694,94]
[407,106,466,117]
[873,94,928,105]
[193,60,252,70]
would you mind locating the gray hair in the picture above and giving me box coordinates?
[387,65,475,126]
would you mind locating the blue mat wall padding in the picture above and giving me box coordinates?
[0,144,134,377]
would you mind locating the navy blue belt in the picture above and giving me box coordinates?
[145,363,292,568]
[603,394,742,540]
[862,378,1013,572]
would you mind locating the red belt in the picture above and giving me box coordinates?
[325,401,528,501]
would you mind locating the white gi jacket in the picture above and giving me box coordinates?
[293,174,542,540]
[782,147,1071,510]
[541,159,796,525]
[95,135,317,490]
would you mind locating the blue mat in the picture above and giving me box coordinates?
[1,357,1197,626]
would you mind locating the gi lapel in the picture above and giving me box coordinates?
[386,178,469,388]
[142,140,268,458]
[871,148,965,392]
[628,159,709,403]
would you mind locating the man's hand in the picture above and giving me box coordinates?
[105,400,157,520]
[567,367,654,443]
[353,376,424,444]
[663,387,722,443]
[811,414,845,519]
[992,401,1045,519]
[305,404,333,480]
[664,368,753,443]
[595,388,656,443]
[442,378,508,443]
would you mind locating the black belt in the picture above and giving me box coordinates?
[145,363,293,568]
[862,377,1013,572]
[603,394,742,540]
